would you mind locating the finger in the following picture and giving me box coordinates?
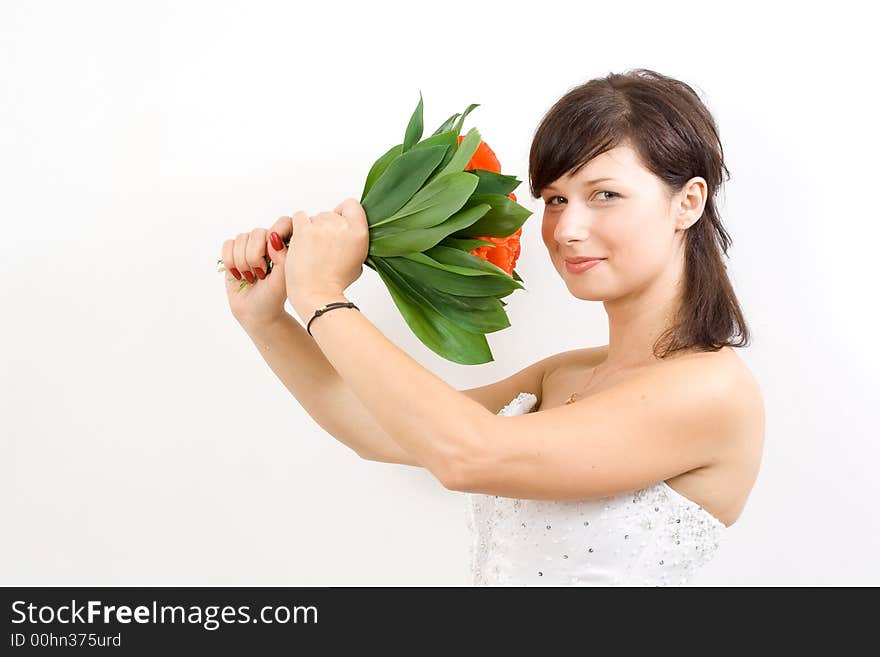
[233,232,255,285]
[247,227,268,280]
[290,210,311,241]
[268,216,292,267]
[291,209,311,228]
[269,214,295,246]
[221,239,241,282]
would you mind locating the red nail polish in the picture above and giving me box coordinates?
[254,267,265,279]
[243,271,255,284]
[229,268,241,280]
[270,232,283,251]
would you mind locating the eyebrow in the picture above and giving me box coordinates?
[542,177,617,191]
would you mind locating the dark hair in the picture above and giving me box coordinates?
[528,68,750,357]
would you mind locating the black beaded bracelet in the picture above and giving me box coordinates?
[307,301,360,336]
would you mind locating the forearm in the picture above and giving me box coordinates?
[291,292,492,486]
[242,312,419,461]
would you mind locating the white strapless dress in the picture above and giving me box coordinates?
[464,392,727,586]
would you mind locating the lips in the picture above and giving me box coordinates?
[564,257,605,264]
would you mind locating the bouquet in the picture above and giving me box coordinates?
[221,93,532,365]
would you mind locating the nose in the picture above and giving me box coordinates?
[552,205,592,245]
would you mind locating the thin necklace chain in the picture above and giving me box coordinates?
[564,365,602,405]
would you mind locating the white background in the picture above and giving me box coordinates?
[2,0,877,586]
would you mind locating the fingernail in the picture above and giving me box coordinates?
[229,268,242,280]
[254,267,265,280]
[243,271,255,284]
[270,232,283,251]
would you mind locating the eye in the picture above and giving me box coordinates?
[544,191,619,206]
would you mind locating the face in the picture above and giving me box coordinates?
[539,141,705,302]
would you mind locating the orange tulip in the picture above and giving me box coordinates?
[459,135,522,276]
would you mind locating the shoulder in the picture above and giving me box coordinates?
[686,347,762,405]
[591,345,762,441]
[665,347,765,443]
[542,345,762,428]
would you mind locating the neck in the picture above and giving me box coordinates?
[599,257,686,374]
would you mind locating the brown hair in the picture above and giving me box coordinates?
[528,68,751,357]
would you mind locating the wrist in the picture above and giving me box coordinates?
[238,311,292,339]
[291,291,350,324]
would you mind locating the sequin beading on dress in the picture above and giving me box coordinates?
[464,392,727,586]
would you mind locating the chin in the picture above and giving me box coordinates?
[569,289,606,302]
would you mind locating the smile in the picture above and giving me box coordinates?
[565,259,605,273]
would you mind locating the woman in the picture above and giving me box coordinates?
[220,68,765,587]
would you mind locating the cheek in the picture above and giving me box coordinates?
[540,215,554,245]
[540,210,656,262]
[615,227,669,277]
[540,221,561,260]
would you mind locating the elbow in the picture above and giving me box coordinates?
[438,457,469,491]
[356,449,378,462]
[437,418,492,492]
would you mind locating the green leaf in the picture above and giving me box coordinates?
[361,145,448,226]
[414,129,460,177]
[411,129,459,153]
[371,257,494,365]
[453,103,480,135]
[399,250,498,277]
[368,202,491,257]
[361,143,403,202]
[372,171,479,230]
[452,193,532,238]
[382,258,510,333]
[360,130,457,204]
[512,268,523,282]
[439,236,496,251]
[389,252,522,297]
[470,169,521,196]
[432,126,482,181]
[422,245,525,290]
[402,90,424,153]
[431,112,461,136]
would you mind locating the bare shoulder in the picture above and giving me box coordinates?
[665,346,764,435]
[691,347,764,422]
[549,344,764,447]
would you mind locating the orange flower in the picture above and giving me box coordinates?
[460,134,502,173]
[459,135,521,275]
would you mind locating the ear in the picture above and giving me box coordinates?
[676,177,708,229]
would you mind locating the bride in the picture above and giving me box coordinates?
[219,68,765,587]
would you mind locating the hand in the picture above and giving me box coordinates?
[285,198,370,313]
[220,213,300,330]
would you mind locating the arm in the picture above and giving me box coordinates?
[290,291,513,487]
[243,311,573,468]
[293,290,745,497]
[242,312,421,465]
[456,355,749,499]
